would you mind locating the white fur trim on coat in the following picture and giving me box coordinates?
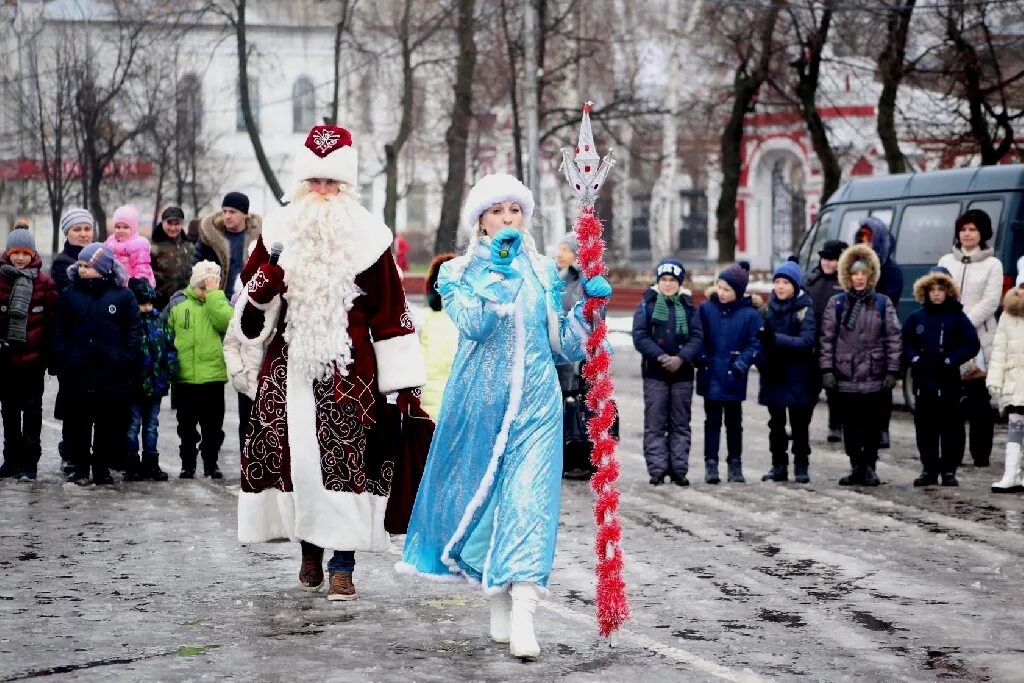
[231,288,281,348]
[373,333,427,393]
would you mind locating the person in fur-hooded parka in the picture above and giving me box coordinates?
[987,273,1024,492]
[902,268,979,486]
[819,243,901,486]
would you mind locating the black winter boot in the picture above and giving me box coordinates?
[203,460,223,480]
[862,467,881,486]
[0,459,17,478]
[839,466,865,486]
[941,472,959,487]
[914,472,938,487]
[727,462,745,483]
[762,466,788,482]
[793,465,810,483]
[705,460,720,484]
[122,454,146,482]
[141,452,168,481]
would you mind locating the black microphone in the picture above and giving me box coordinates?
[269,242,284,266]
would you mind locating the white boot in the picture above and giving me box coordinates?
[992,442,1024,493]
[489,591,511,643]
[508,582,540,660]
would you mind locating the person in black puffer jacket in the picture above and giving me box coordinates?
[803,239,847,443]
[902,267,979,487]
[53,244,142,485]
[757,260,818,484]
[632,258,703,486]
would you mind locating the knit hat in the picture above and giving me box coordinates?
[190,260,220,289]
[850,259,871,274]
[161,206,185,222]
[60,207,95,236]
[222,191,250,214]
[655,257,685,284]
[718,262,749,297]
[773,260,803,289]
[929,265,952,278]
[5,226,35,255]
[128,277,155,305]
[560,233,579,255]
[111,205,140,235]
[818,239,847,260]
[462,174,535,232]
[78,243,116,277]
[292,124,358,187]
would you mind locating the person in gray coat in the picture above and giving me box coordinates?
[632,258,703,486]
[819,244,902,486]
[556,233,592,480]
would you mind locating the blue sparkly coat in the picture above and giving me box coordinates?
[400,241,590,592]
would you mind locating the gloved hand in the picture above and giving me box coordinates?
[489,228,522,267]
[582,275,613,299]
[728,359,748,377]
[247,263,285,305]
[821,372,837,391]
[660,355,683,373]
[756,327,775,345]
[396,388,430,420]
[882,373,899,391]
[693,354,708,370]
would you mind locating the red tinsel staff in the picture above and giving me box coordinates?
[560,102,630,638]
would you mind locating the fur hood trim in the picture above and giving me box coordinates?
[199,211,262,243]
[913,271,960,303]
[1002,286,1024,318]
[838,243,880,290]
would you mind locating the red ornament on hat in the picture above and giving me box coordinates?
[304,125,353,158]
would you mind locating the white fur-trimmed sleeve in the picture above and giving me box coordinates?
[231,288,281,347]
[374,333,427,393]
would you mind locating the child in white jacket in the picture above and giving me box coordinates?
[987,266,1024,493]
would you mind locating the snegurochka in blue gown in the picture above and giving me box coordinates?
[398,235,594,593]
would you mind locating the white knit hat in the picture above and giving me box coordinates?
[191,260,221,289]
[292,124,358,186]
[462,173,535,232]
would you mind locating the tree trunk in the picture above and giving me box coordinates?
[796,4,842,203]
[328,0,356,126]
[876,0,915,175]
[434,0,477,254]
[499,0,524,180]
[383,0,416,233]
[235,0,285,203]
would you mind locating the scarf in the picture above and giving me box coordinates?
[652,293,688,336]
[843,287,874,331]
[1,264,38,344]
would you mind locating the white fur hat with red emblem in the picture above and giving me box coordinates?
[292,124,358,187]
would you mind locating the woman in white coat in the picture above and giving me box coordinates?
[937,209,1003,467]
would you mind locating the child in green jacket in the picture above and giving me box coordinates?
[165,260,233,479]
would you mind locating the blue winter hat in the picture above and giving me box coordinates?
[929,265,952,277]
[718,262,749,297]
[773,260,803,289]
[655,257,685,284]
[78,243,116,278]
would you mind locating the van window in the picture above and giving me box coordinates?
[966,199,1002,246]
[798,210,833,270]
[894,203,961,264]
[839,208,893,244]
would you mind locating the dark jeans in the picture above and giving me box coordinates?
[63,392,132,477]
[643,379,694,477]
[175,382,225,471]
[914,391,961,475]
[704,399,743,466]
[301,541,355,574]
[825,388,841,430]
[128,397,162,456]
[237,392,253,453]
[768,404,813,468]
[0,367,44,473]
[952,378,994,465]
[838,391,883,469]
[878,387,893,433]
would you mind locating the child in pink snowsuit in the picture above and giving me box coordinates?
[105,205,155,286]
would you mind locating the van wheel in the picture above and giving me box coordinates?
[902,371,916,413]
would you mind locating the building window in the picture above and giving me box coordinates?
[292,77,317,132]
[236,77,259,132]
[176,73,203,143]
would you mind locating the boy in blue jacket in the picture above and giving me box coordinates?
[633,258,703,486]
[697,263,761,483]
[757,260,818,483]
[902,267,979,487]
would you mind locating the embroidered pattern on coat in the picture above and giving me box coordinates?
[314,377,393,496]
[241,346,290,492]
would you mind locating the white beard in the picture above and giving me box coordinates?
[281,190,364,383]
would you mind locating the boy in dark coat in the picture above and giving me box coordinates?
[125,278,178,481]
[820,244,902,487]
[804,239,847,442]
[0,228,59,480]
[757,260,817,483]
[53,244,142,485]
[697,263,761,484]
[902,267,980,487]
[632,258,704,486]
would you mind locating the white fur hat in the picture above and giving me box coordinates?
[462,173,535,232]
[292,125,358,186]
[191,260,221,288]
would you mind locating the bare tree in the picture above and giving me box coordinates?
[876,0,917,174]
[434,0,478,254]
[327,0,360,126]
[713,0,783,263]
